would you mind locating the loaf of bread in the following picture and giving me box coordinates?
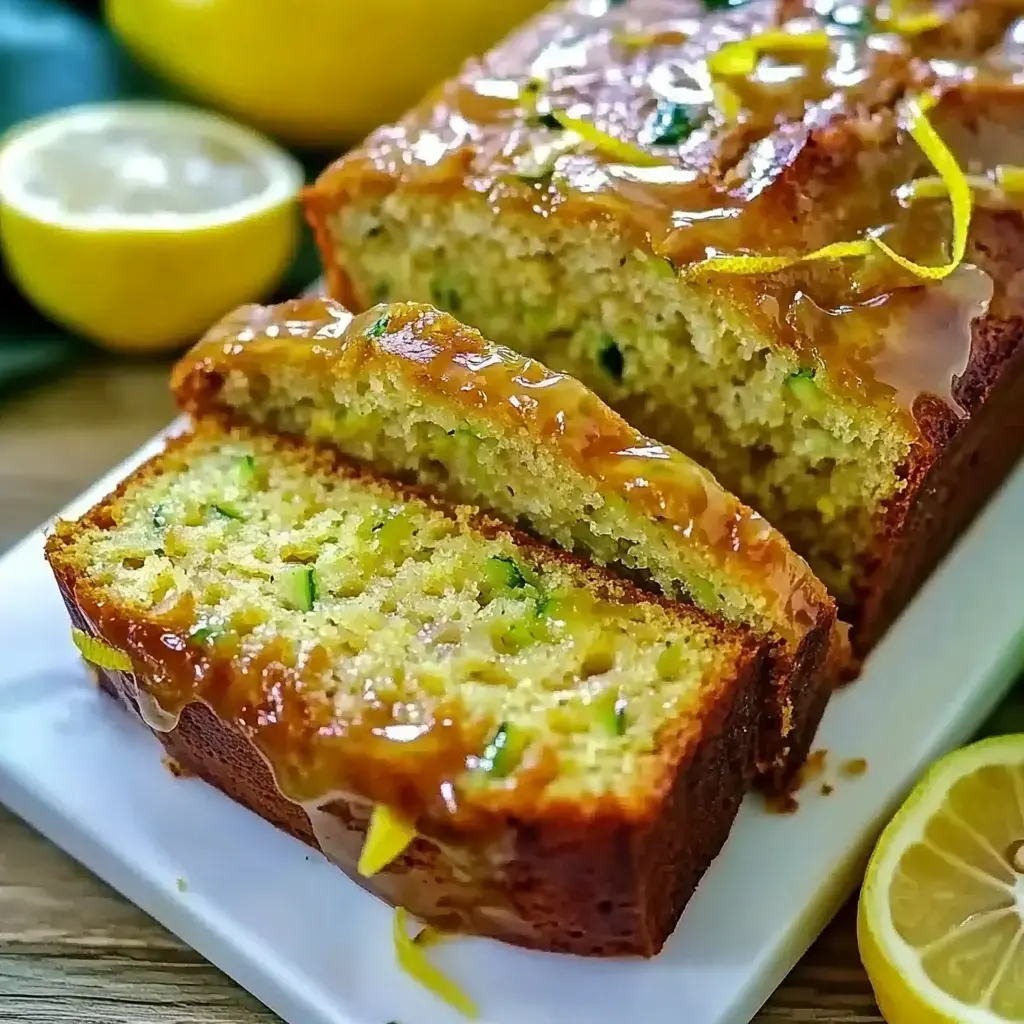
[46,421,770,957]
[173,296,836,785]
[306,0,1024,654]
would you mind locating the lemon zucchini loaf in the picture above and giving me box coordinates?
[173,296,836,785]
[46,422,769,956]
[306,0,1024,654]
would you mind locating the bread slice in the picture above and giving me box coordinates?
[46,421,768,957]
[172,296,836,786]
[304,0,1024,655]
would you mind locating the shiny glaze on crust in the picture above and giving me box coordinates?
[308,0,1024,423]
[51,565,762,955]
[44,428,759,833]
[175,296,833,642]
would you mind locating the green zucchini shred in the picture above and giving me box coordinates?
[597,334,625,382]
[211,501,245,521]
[189,626,222,646]
[786,367,827,417]
[484,555,528,593]
[276,564,317,611]
[367,313,391,338]
[593,686,629,736]
[649,101,703,146]
[478,722,526,777]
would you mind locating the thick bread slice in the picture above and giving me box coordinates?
[45,422,768,957]
[304,0,1024,656]
[173,296,837,785]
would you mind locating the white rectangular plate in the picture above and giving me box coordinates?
[1,423,1023,1024]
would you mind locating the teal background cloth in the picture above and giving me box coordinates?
[0,0,327,394]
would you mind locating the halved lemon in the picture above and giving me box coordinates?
[859,735,1024,1024]
[0,102,303,354]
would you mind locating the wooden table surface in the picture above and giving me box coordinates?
[0,358,884,1023]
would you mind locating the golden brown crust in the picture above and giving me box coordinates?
[45,424,769,956]
[174,296,833,647]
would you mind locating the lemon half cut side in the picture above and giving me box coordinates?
[859,735,1024,1024]
[0,102,304,353]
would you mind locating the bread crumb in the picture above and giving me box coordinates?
[820,783,834,796]
[797,749,828,788]
[765,792,799,815]
[176,877,188,892]
[840,757,868,778]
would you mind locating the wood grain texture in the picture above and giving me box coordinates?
[0,359,883,1023]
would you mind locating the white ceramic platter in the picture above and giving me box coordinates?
[1,422,1022,1024]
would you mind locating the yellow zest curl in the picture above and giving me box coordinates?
[681,239,872,279]
[358,804,417,877]
[707,29,830,77]
[551,111,664,166]
[900,173,996,202]
[71,627,133,672]
[520,77,543,119]
[872,95,971,280]
[684,94,971,282]
[878,2,947,37]
[712,81,742,122]
[393,908,479,1019]
[996,165,1024,193]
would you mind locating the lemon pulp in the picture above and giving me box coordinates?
[860,736,1024,1024]
[0,102,303,353]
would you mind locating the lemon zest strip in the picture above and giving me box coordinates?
[996,165,1024,192]
[71,627,133,672]
[683,95,971,281]
[707,29,830,77]
[681,239,873,279]
[872,96,971,280]
[358,804,417,877]
[901,173,997,202]
[551,111,665,166]
[877,1,947,36]
[393,908,479,1019]
[712,81,742,122]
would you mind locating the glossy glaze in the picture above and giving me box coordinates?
[311,0,1024,419]
[179,296,831,640]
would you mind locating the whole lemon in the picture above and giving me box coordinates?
[104,0,551,148]
[0,102,303,354]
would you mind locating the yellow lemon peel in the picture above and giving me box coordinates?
[996,164,1024,192]
[551,111,665,166]
[393,908,479,1019]
[900,173,997,202]
[681,239,873,279]
[683,95,971,282]
[878,1,947,36]
[707,29,830,77]
[71,628,133,672]
[712,81,742,122]
[872,95,971,280]
[520,77,543,119]
[357,804,417,877]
